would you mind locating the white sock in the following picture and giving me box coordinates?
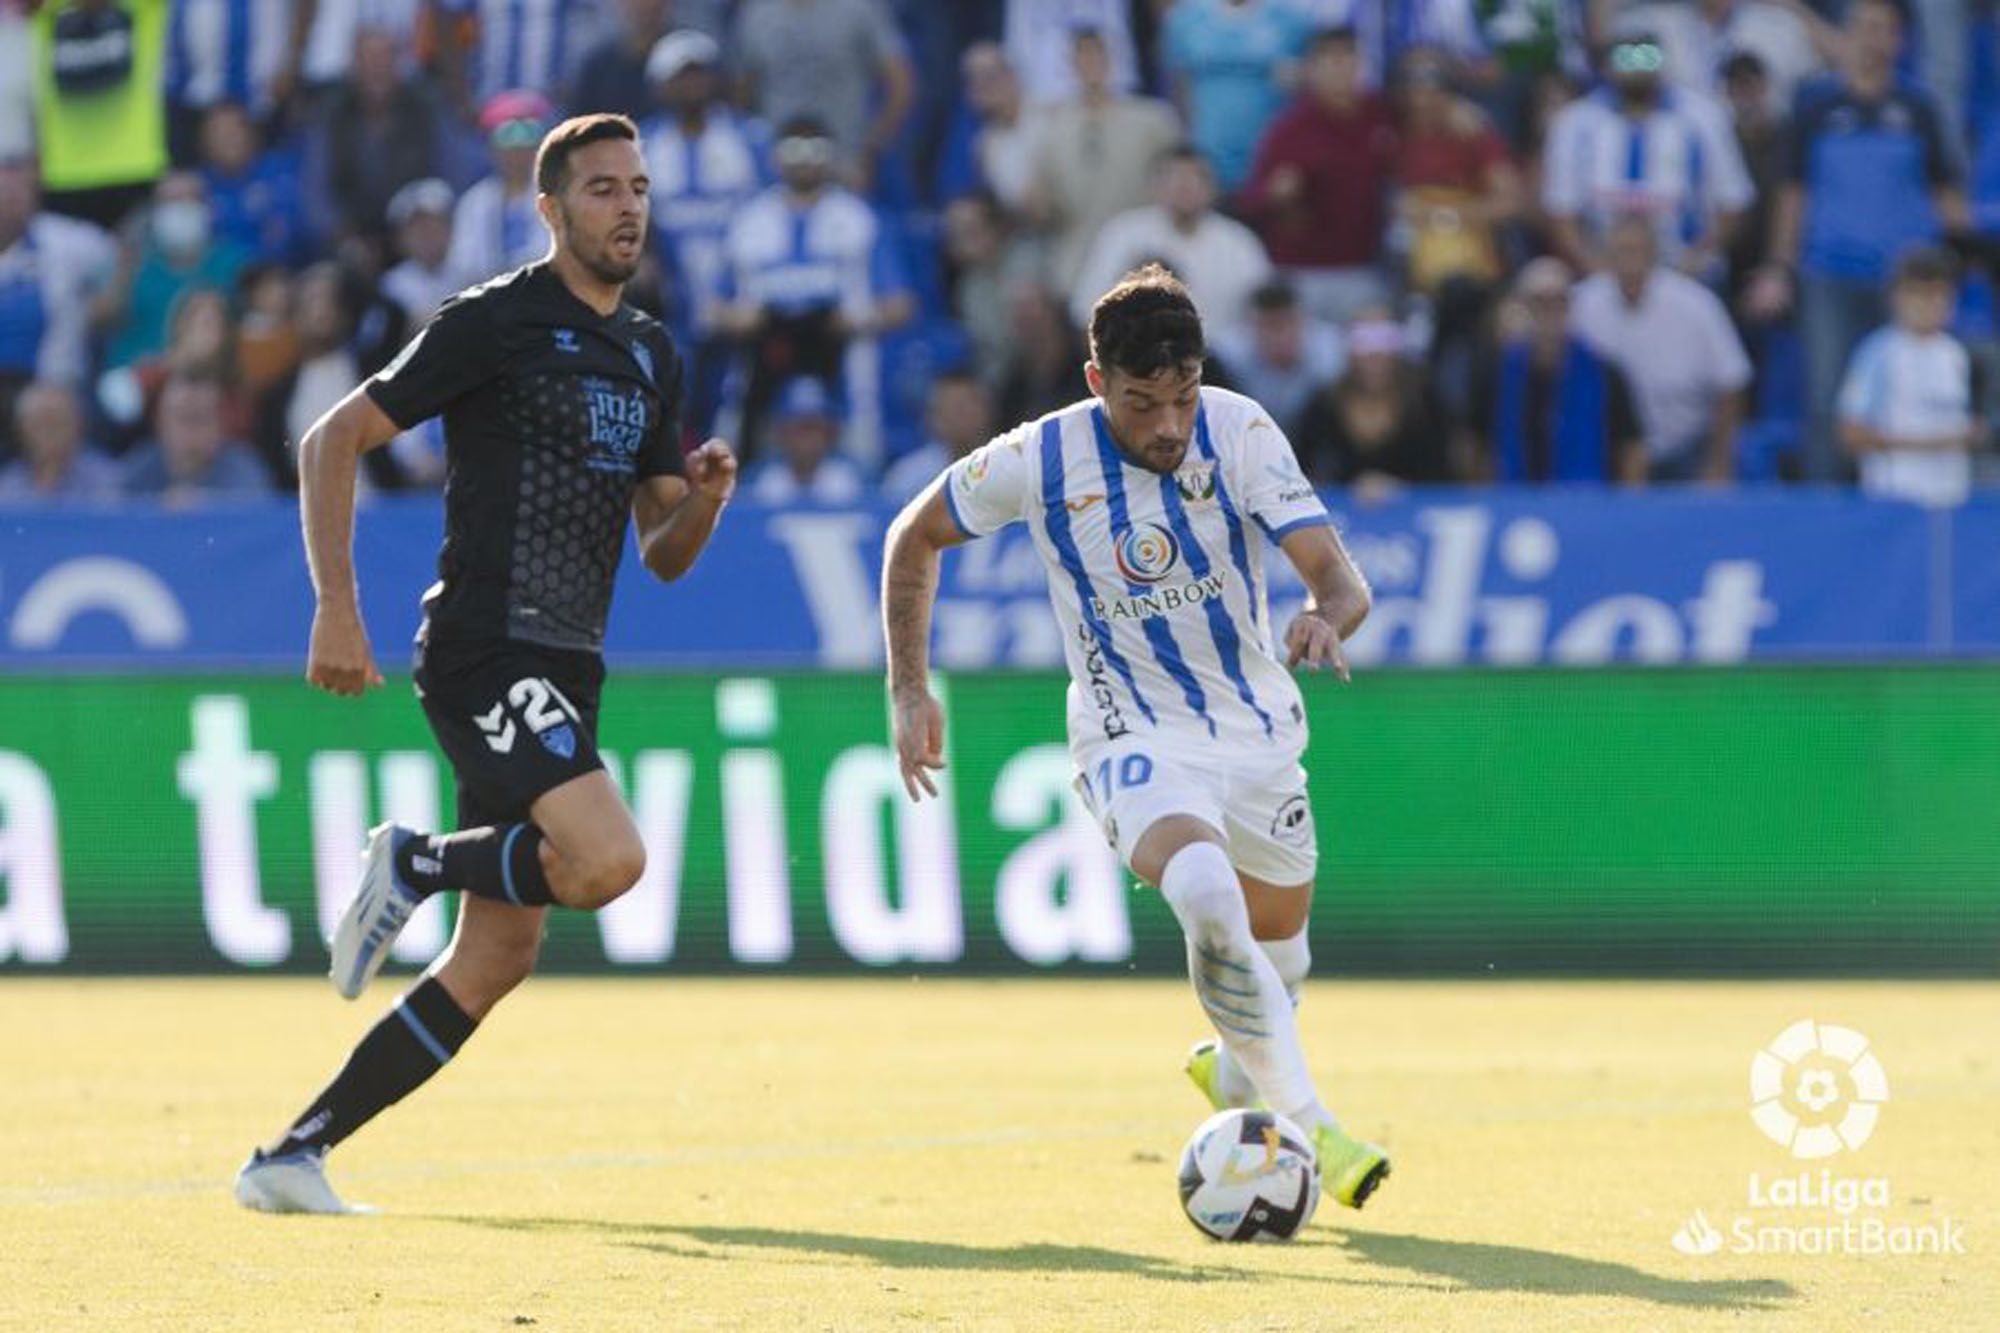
[1159,844,1327,1130]
[1211,928,1336,1127]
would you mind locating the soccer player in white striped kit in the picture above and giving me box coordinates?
[881,264,1390,1210]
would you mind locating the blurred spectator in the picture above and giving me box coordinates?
[1238,26,1394,326]
[1571,215,1750,482]
[135,285,247,423]
[1297,308,1454,488]
[1747,0,1965,482]
[1837,245,1979,507]
[1450,0,1594,144]
[254,262,360,488]
[720,115,915,467]
[937,41,1040,211]
[1393,46,1519,297]
[732,0,914,184]
[441,0,607,111]
[96,171,251,370]
[309,24,445,244]
[942,190,1044,390]
[0,380,119,501]
[995,281,1087,425]
[299,0,425,93]
[1540,25,1751,279]
[1007,1,1139,106]
[1720,51,1785,300]
[447,91,554,288]
[0,1,31,163]
[1024,25,1181,292]
[1210,279,1345,439]
[572,0,674,121]
[120,370,271,502]
[0,155,118,415]
[883,368,995,503]
[234,262,299,396]
[1161,0,1311,194]
[1071,145,1272,331]
[1469,256,1645,482]
[1635,0,1825,117]
[162,0,313,161]
[29,0,170,228]
[640,27,770,428]
[382,179,459,327]
[198,101,308,266]
[744,377,867,502]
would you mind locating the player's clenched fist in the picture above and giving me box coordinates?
[306,605,384,697]
[686,438,738,503]
[890,688,948,801]
[1284,608,1351,682]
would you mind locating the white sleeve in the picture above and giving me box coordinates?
[1232,407,1328,540]
[1697,101,1756,213]
[1701,289,1754,391]
[1541,106,1585,216]
[942,428,1034,537]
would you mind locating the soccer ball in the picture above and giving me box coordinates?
[1176,1108,1320,1242]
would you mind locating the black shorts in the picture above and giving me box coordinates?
[414,637,607,830]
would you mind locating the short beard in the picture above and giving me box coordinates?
[558,212,640,287]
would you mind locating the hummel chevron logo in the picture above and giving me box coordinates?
[475,703,516,754]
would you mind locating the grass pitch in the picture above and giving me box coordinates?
[3,977,1995,1331]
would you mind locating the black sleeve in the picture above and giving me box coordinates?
[363,293,501,430]
[1913,93,1960,187]
[637,333,686,480]
[1604,361,1643,448]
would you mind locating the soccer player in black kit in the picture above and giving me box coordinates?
[234,115,738,1214]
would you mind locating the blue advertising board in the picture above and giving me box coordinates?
[0,489,1988,669]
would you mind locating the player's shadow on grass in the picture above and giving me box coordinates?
[427,1216,1433,1289]
[1303,1231,1794,1311]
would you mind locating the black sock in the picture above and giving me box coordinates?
[397,823,556,906]
[271,977,478,1156]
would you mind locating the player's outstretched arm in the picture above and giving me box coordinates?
[881,480,970,801]
[633,440,738,582]
[299,386,402,697]
[1277,523,1372,683]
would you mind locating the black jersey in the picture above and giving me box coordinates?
[365,262,685,653]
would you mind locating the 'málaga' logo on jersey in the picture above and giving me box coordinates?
[583,375,649,472]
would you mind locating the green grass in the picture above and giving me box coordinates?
[3,978,1995,1330]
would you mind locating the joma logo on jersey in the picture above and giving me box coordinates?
[1091,572,1227,622]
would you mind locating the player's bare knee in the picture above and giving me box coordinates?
[568,838,646,910]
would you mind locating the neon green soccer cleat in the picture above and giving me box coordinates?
[1312,1122,1391,1209]
[1183,1039,1232,1112]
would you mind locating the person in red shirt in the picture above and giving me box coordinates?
[1236,26,1394,327]
[1393,46,1520,298]
[1391,44,1523,424]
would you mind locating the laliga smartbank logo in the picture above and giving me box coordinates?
[1667,1020,1967,1260]
[1749,1019,1887,1159]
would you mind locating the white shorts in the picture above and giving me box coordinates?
[1071,738,1319,885]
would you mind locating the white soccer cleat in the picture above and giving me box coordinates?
[328,823,425,1000]
[233,1148,366,1215]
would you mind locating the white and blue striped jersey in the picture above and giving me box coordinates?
[166,0,294,112]
[1541,87,1752,257]
[440,0,603,104]
[641,111,772,327]
[944,388,1331,758]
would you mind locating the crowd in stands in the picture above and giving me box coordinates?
[3,0,1998,509]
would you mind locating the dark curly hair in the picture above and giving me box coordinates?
[1088,263,1205,380]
